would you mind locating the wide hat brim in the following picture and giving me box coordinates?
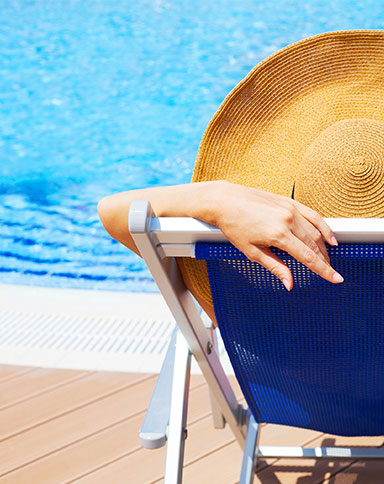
[182,29,384,306]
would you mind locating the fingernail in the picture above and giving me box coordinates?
[333,272,344,283]
[282,278,290,291]
[330,236,338,246]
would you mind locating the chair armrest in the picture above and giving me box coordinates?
[139,327,178,449]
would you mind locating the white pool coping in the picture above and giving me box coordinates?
[0,284,233,375]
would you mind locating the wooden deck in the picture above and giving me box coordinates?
[0,364,383,483]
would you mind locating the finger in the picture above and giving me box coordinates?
[279,233,344,284]
[291,214,330,264]
[293,200,338,246]
[245,245,293,290]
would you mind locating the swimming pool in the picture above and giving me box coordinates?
[1,0,383,292]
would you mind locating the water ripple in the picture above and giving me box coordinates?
[1,0,382,291]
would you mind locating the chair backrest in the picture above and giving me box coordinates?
[195,241,384,437]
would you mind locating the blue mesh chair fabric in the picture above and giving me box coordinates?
[195,242,384,436]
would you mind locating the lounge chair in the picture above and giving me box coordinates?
[129,199,384,484]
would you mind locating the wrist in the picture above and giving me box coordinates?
[190,180,228,227]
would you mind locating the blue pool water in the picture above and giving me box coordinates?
[1,0,384,292]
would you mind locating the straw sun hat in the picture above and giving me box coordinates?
[182,29,384,306]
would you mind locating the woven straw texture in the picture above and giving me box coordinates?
[183,29,384,306]
[295,118,384,216]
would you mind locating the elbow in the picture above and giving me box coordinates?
[97,196,109,227]
[98,194,140,256]
[98,196,119,239]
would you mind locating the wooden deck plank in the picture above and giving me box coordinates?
[1,412,238,483]
[0,417,151,484]
[253,433,384,484]
[113,416,239,484]
[0,375,206,477]
[178,438,381,484]
[153,424,384,484]
[254,457,351,484]
[179,442,243,484]
[0,367,91,410]
[176,425,326,484]
[0,371,149,441]
[0,365,35,384]
[0,365,383,484]
[323,461,384,483]
[71,382,322,484]
[0,375,156,475]
[61,377,242,484]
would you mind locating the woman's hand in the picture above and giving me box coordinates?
[206,181,342,290]
[98,180,343,292]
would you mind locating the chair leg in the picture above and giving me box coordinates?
[239,414,260,484]
[164,330,191,484]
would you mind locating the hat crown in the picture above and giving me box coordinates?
[349,157,369,175]
[295,118,384,217]
[188,30,384,305]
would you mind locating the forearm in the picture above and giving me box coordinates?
[97,181,222,256]
[98,180,342,295]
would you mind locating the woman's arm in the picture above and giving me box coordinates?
[98,181,217,257]
[98,180,342,293]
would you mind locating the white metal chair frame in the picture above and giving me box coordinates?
[129,200,384,484]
